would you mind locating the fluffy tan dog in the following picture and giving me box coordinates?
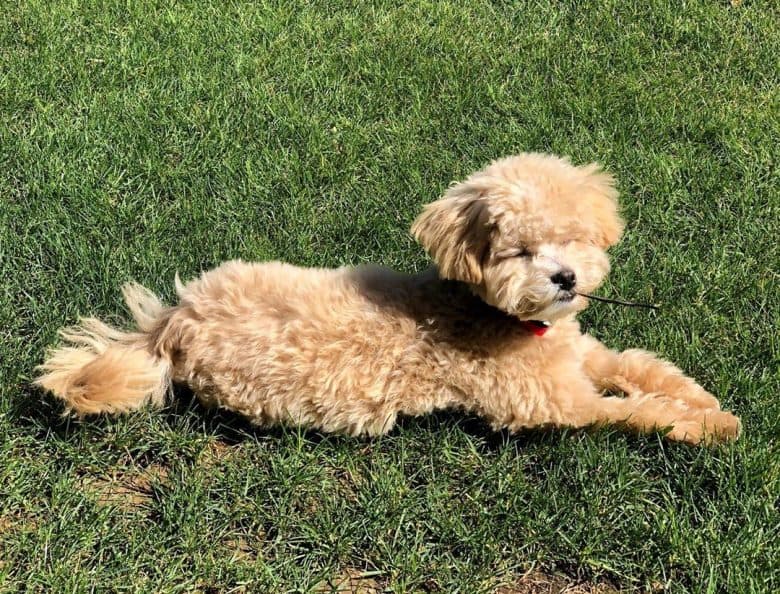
[36,153,741,444]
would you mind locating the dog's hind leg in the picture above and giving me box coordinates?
[581,335,722,410]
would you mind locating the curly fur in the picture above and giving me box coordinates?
[35,153,741,444]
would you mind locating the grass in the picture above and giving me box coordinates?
[1,0,778,591]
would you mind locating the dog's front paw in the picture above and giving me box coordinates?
[666,409,741,445]
[703,409,742,442]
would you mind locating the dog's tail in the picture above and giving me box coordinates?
[34,283,172,416]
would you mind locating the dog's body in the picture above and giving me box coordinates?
[36,154,741,443]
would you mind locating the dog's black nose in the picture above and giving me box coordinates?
[551,270,576,291]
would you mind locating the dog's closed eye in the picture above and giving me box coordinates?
[562,238,598,248]
[495,247,532,259]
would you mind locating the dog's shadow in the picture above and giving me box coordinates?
[17,382,672,467]
[17,382,555,447]
[161,384,581,452]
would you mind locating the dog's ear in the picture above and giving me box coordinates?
[578,163,624,248]
[411,192,493,284]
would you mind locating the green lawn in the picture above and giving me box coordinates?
[1,1,778,592]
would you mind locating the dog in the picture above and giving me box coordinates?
[35,153,741,444]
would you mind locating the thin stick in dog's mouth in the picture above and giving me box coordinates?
[575,291,660,310]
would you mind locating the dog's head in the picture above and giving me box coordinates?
[412,153,624,321]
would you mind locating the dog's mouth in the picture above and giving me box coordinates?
[555,290,576,303]
[512,290,579,320]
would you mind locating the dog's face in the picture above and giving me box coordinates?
[412,153,624,321]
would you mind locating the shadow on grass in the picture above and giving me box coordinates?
[16,380,675,464]
[158,384,593,452]
[173,394,684,472]
[11,382,79,439]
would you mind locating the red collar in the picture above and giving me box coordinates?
[520,320,550,336]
